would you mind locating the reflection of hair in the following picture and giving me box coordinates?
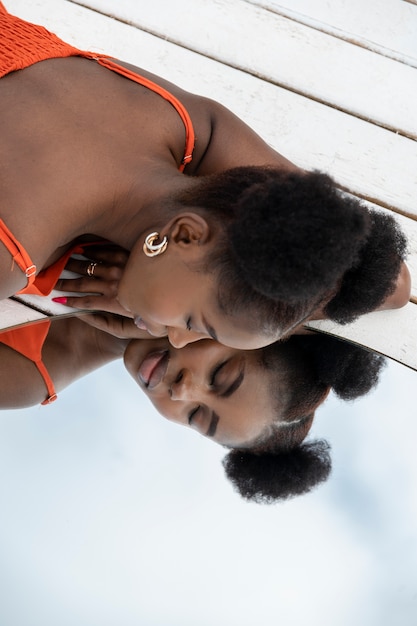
[179,167,406,334]
[223,335,386,504]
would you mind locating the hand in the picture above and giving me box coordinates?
[79,312,154,339]
[53,245,132,316]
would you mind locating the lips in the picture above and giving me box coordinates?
[138,350,169,389]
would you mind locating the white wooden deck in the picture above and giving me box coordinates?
[2,0,417,368]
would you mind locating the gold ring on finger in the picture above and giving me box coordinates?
[87,261,98,278]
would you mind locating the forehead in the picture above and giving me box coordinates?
[205,304,278,350]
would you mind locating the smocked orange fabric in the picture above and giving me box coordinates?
[0,1,82,76]
[0,3,196,403]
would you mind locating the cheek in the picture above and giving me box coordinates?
[146,291,186,324]
[148,396,182,425]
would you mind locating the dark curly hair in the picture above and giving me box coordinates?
[178,166,406,335]
[324,211,407,324]
[222,334,386,504]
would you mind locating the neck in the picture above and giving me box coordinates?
[87,169,202,250]
[94,326,130,360]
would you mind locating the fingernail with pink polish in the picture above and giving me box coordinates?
[52,297,68,305]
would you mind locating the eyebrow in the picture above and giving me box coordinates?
[205,368,245,438]
[202,316,218,341]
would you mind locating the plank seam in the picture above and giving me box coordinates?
[335,184,417,223]
[244,0,417,69]
[67,0,417,141]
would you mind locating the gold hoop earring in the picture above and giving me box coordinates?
[143,232,168,257]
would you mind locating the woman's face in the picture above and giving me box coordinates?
[117,228,281,350]
[123,338,282,448]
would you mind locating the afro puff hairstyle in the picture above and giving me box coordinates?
[177,166,406,335]
[222,333,385,504]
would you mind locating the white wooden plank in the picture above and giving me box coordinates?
[0,299,47,332]
[72,0,417,140]
[251,0,417,66]
[306,303,417,371]
[7,0,417,219]
[14,282,87,317]
[0,285,90,332]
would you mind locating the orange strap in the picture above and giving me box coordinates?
[0,218,37,288]
[38,358,58,405]
[92,55,195,171]
[18,242,85,296]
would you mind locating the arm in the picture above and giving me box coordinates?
[191,97,300,176]
[0,339,50,408]
[0,317,127,409]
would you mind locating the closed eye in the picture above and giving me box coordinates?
[188,405,219,439]
[210,361,227,386]
[209,359,245,398]
[188,405,201,426]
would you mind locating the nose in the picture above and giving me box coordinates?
[170,370,197,402]
[167,327,207,348]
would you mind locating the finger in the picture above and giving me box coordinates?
[78,246,129,267]
[80,313,151,339]
[52,294,133,317]
[64,258,123,282]
[62,258,85,274]
[55,277,119,296]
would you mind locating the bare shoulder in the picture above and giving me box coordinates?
[186,97,298,175]
[106,60,296,175]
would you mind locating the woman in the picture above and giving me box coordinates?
[0,3,410,350]
[0,304,385,503]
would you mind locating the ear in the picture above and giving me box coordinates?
[162,212,213,249]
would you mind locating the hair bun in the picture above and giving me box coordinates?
[230,172,370,303]
[223,440,332,503]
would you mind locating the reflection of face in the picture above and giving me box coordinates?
[123,338,281,448]
[118,236,278,350]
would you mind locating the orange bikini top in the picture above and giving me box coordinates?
[0,320,56,405]
[0,240,86,405]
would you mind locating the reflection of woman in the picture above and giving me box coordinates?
[0,312,384,503]
[0,3,410,350]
